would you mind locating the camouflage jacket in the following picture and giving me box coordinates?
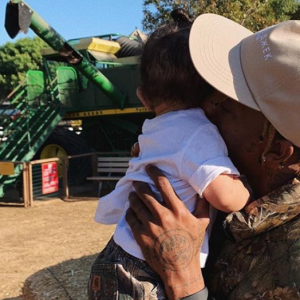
[209,178,300,300]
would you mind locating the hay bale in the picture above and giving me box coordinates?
[23,254,97,300]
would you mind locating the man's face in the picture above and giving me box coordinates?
[201,91,266,178]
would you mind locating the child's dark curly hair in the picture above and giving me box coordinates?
[139,11,214,110]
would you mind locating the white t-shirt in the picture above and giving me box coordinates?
[94,108,239,267]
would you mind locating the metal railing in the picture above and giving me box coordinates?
[0,151,130,207]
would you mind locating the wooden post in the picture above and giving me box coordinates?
[22,163,30,208]
[62,157,69,199]
[91,153,98,176]
[91,153,98,190]
[28,163,34,207]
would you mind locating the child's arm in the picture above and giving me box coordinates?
[203,174,250,213]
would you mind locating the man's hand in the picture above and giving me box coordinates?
[125,165,209,300]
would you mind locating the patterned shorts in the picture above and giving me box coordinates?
[88,238,166,300]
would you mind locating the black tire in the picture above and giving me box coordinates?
[115,36,142,58]
[35,128,91,185]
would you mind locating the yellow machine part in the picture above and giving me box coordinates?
[80,37,121,54]
[40,144,68,177]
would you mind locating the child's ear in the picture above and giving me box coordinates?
[136,87,151,110]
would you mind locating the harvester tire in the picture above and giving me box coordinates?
[115,36,142,57]
[35,128,91,184]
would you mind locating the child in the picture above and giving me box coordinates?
[89,18,250,300]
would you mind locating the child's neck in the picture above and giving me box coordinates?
[154,102,190,116]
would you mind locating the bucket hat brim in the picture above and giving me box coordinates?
[189,13,260,111]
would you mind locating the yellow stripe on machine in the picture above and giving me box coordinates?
[64,107,149,119]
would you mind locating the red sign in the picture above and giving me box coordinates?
[42,162,59,194]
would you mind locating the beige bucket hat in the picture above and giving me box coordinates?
[189,14,300,147]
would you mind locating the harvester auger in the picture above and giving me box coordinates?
[5,0,126,107]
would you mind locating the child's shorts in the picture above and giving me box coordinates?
[88,238,166,300]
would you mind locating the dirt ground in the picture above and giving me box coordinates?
[0,197,116,300]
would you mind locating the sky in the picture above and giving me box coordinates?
[0,0,144,46]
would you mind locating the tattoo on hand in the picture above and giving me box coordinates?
[153,229,194,271]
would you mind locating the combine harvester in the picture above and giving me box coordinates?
[0,0,150,197]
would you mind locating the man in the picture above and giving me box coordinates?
[126,14,300,300]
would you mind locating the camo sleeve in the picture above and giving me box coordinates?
[226,178,300,242]
[208,180,300,300]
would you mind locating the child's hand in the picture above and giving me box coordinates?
[131,142,140,157]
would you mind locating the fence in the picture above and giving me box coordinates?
[0,152,129,207]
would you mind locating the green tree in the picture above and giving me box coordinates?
[142,0,300,32]
[0,36,46,100]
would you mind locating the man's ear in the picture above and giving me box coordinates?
[264,139,294,169]
[136,87,151,110]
